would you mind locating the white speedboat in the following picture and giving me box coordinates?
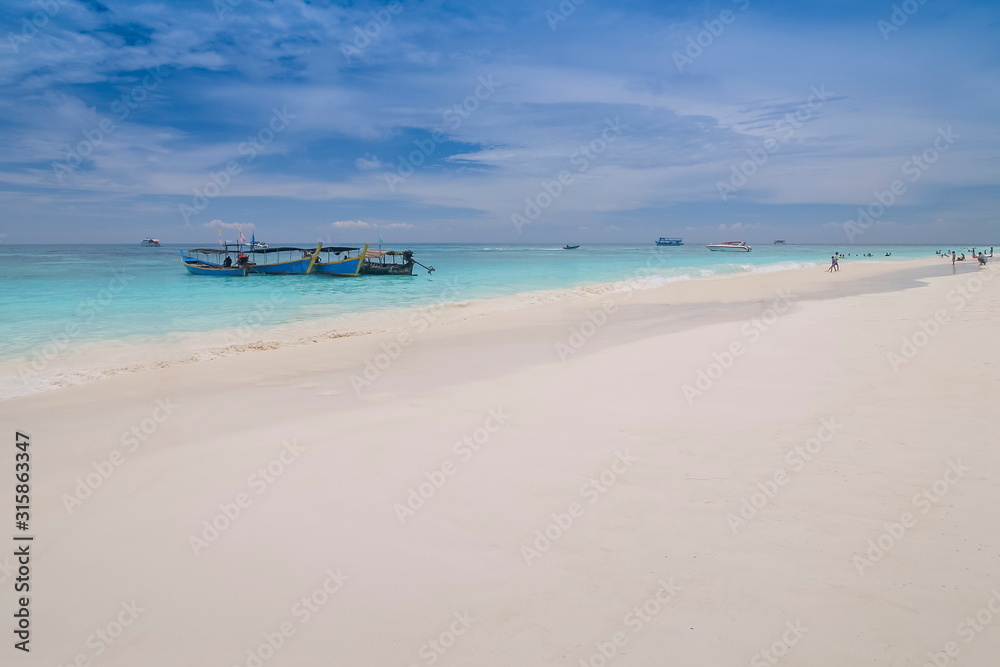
[706,240,751,252]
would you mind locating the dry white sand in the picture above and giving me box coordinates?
[4,257,999,666]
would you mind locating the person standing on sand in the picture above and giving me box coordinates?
[827,254,839,272]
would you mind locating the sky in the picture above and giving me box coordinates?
[0,0,998,245]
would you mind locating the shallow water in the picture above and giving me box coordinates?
[0,242,973,362]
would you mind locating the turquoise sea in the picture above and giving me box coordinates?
[0,242,981,366]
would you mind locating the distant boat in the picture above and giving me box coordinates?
[563,245,580,250]
[250,241,268,249]
[655,237,683,246]
[773,240,786,245]
[706,240,751,252]
[141,238,161,247]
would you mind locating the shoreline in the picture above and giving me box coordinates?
[0,256,957,400]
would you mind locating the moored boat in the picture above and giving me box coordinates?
[360,249,413,275]
[706,240,751,252]
[655,237,683,246]
[312,244,368,276]
[180,249,249,276]
[245,244,324,274]
[773,240,786,245]
[141,238,161,247]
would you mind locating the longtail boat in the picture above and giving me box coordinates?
[180,248,249,276]
[312,243,368,276]
[243,244,324,274]
[181,243,324,275]
[361,249,415,275]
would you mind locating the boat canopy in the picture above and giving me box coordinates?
[190,246,358,254]
[365,249,408,257]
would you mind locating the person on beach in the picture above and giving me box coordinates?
[952,251,956,266]
[827,254,839,272]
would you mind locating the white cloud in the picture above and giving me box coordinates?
[204,219,255,230]
[331,220,414,229]
[354,153,384,170]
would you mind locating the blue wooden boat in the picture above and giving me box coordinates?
[245,244,324,274]
[180,249,249,276]
[181,244,323,275]
[312,244,368,276]
[655,237,683,246]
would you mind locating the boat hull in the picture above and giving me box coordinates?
[246,257,315,274]
[313,256,364,276]
[360,260,414,275]
[182,260,247,276]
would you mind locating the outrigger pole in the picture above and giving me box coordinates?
[413,258,435,274]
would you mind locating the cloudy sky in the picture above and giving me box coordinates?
[1,0,997,244]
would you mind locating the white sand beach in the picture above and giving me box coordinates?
[6,257,999,666]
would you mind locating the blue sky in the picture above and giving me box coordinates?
[1,0,997,244]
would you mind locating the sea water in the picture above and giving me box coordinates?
[0,242,973,367]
